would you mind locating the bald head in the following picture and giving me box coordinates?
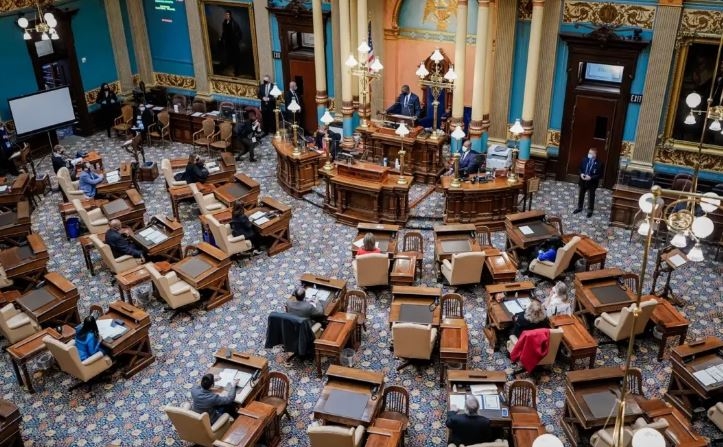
[110,219,122,230]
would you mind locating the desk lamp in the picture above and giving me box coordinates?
[288,99,302,155]
[450,125,465,188]
[395,122,410,185]
[321,110,335,171]
[508,119,524,184]
[270,85,283,140]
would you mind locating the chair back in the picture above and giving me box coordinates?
[120,105,133,123]
[172,94,187,108]
[441,292,464,319]
[192,99,207,113]
[671,178,693,192]
[507,379,537,409]
[57,167,78,197]
[145,262,171,296]
[89,234,115,269]
[206,214,231,253]
[0,304,37,344]
[475,225,493,248]
[392,322,435,360]
[265,311,317,357]
[307,424,359,447]
[354,253,389,287]
[402,231,423,254]
[201,118,215,137]
[161,158,180,187]
[72,199,93,227]
[218,122,233,142]
[42,336,85,380]
[449,252,486,284]
[620,273,639,294]
[163,404,217,447]
[189,182,206,207]
[381,385,409,419]
[633,299,657,334]
[157,110,170,127]
[345,290,367,321]
[550,235,580,276]
[266,371,290,403]
[625,368,644,396]
[539,328,563,366]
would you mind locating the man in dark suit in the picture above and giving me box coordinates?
[573,147,604,218]
[105,220,143,260]
[458,140,481,177]
[386,85,421,119]
[184,155,209,183]
[257,75,277,135]
[284,81,304,131]
[446,395,498,446]
[314,124,341,161]
[237,111,263,162]
[286,287,325,322]
[219,9,242,77]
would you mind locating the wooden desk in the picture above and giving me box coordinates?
[168,153,237,186]
[390,256,415,286]
[638,398,707,447]
[115,261,171,304]
[562,367,644,446]
[246,196,292,256]
[171,242,232,310]
[440,176,522,230]
[95,162,133,200]
[319,161,411,226]
[313,365,384,426]
[446,370,512,427]
[505,210,559,252]
[549,314,597,369]
[213,173,260,209]
[351,223,399,258]
[58,198,109,240]
[0,200,30,246]
[132,215,184,262]
[573,268,635,324]
[511,411,546,447]
[213,401,278,447]
[169,182,214,220]
[314,312,356,376]
[7,325,74,393]
[15,272,80,327]
[664,336,723,419]
[483,248,518,284]
[76,151,103,172]
[99,301,155,378]
[273,139,322,198]
[563,234,607,271]
[648,295,688,361]
[433,224,480,275]
[0,234,49,291]
[209,348,270,407]
[0,399,22,447]
[650,247,688,306]
[483,281,535,350]
[100,189,146,230]
[296,273,348,317]
[439,318,469,385]
[364,418,404,447]
[389,286,442,328]
[0,174,29,209]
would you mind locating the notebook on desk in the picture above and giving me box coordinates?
[16,288,55,312]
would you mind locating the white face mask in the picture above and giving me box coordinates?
[587,153,594,159]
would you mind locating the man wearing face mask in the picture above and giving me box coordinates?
[386,85,421,120]
[457,140,480,177]
[573,148,603,218]
[257,75,277,135]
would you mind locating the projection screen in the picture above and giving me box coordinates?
[8,86,77,137]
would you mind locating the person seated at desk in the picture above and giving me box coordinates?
[75,315,106,361]
[386,84,421,119]
[357,232,381,255]
[237,111,263,162]
[543,281,572,317]
[183,155,209,183]
[314,124,341,161]
[51,145,82,175]
[78,162,104,198]
[446,395,498,447]
[191,373,238,424]
[536,236,564,262]
[106,219,144,260]
[229,204,263,255]
[286,286,325,322]
[511,300,549,338]
[458,140,481,177]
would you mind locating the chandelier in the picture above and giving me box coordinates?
[17,2,59,41]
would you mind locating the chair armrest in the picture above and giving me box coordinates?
[228,234,246,243]
[537,260,555,266]
[181,402,192,410]
[113,116,123,125]
[171,284,192,295]
[90,218,109,226]
[165,271,178,283]
[7,313,32,329]
[442,259,452,269]
[599,429,615,445]
[192,129,204,139]
[81,351,106,366]
[69,190,85,196]
[353,425,365,446]
[211,413,231,432]
[600,312,617,326]
[115,255,133,262]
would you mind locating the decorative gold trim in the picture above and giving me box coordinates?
[546,129,561,147]
[680,9,723,35]
[621,141,634,158]
[562,1,656,29]
[0,0,50,14]
[153,72,196,90]
[85,80,121,106]
[209,79,257,98]
[655,143,723,172]
[518,0,533,21]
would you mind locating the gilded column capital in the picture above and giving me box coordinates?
[532,0,545,6]
[458,0,468,5]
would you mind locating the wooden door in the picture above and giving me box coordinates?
[289,54,316,134]
[565,95,617,184]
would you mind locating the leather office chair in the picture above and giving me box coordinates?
[148,110,171,145]
[42,335,113,390]
[307,423,365,447]
[89,234,142,274]
[391,322,437,371]
[161,158,186,189]
[440,252,486,287]
[145,262,200,319]
[0,303,40,344]
[193,118,216,155]
[528,236,581,280]
[594,299,657,344]
[189,183,226,215]
[210,121,234,154]
[590,426,633,447]
[507,328,563,372]
[352,253,390,288]
[448,441,509,447]
[57,167,85,201]
[206,214,252,257]
[112,105,133,138]
[72,199,109,234]
[163,402,232,447]
[631,417,668,435]
[708,402,723,431]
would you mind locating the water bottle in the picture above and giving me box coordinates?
[394,158,400,170]
[383,157,388,167]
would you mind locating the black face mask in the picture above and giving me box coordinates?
[263,80,269,84]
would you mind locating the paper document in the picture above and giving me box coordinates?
[694,370,717,387]
[518,225,534,235]
[0,186,6,193]
[97,319,128,339]
[152,106,164,111]
[249,211,265,220]
[516,297,531,310]
[139,228,155,238]
[105,170,120,184]
[191,112,203,117]
[504,300,523,315]
[470,384,498,395]
[353,238,364,248]
[254,217,269,226]
[669,254,686,267]
[208,166,220,173]
[483,394,501,410]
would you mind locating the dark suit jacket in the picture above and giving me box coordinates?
[52,154,70,174]
[105,229,142,259]
[511,312,550,338]
[265,311,316,357]
[284,90,303,110]
[578,157,603,187]
[445,411,497,446]
[314,129,341,158]
[387,92,421,118]
[257,82,277,111]
[458,150,480,176]
[184,163,209,183]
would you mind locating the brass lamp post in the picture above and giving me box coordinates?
[346,42,383,129]
[395,122,410,185]
[321,110,335,171]
[450,125,465,188]
[507,119,524,184]
[416,49,456,139]
[288,98,301,155]
[270,85,283,140]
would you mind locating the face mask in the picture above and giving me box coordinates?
[263,80,269,84]
[587,153,594,159]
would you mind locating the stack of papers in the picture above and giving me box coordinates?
[138,227,168,244]
[0,186,7,193]
[518,225,534,235]
[470,384,498,395]
[217,368,252,388]
[306,287,332,305]
[97,319,128,339]
[669,254,686,268]
[503,298,531,315]
[249,211,269,225]
[191,112,203,117]
[105,170,120,184]
[208,110,220,116]
[449,394,501,411]
[205,162,220,173]
[693,364,723,387]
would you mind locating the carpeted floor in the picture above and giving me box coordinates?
[2,132,722,446]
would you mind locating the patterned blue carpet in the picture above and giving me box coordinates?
[2,132,722,446]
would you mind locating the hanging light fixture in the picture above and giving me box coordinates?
[17,2,60,42]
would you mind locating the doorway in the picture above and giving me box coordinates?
[565,94,617,183]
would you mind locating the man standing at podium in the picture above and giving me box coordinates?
[386,85,421,120]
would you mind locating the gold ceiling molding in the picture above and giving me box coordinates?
[0,0,51,14]
[621,141,634,158]
[210,79,257,99]
[563,1,655,29]
[85,80,120,106]
[153,72,196,90]
[680,9,723,35]
[547,129,561,148]
[655,146,723,172]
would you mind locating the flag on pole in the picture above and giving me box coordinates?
[367,21,375,66]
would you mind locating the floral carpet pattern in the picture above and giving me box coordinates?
[1,132,722,447]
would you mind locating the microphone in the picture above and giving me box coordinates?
[429,296,439,311]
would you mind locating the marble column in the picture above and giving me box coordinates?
[481,0,497,152]
[531,0,562,152]
[126,0,154,87]
[357,0,369,123]
[103,0,133,94]
[518,0,545,161]
[633,4,682,171]
[185,0,210,96]
[331,0,342,113]
[312,0,328,125]
[350,0,359,114]
[450,0,468,153]
[489,0,515,140]
[469,0,490,153]
[339,0,354,145]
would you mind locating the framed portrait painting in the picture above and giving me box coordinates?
[200,0,259,81]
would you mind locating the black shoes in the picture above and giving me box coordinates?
[573,208,582,214]
[587,211,593,218]
[249,158,257,162]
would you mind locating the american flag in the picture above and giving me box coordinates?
[367,21,375,66]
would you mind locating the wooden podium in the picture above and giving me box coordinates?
[440,176,522,230]
[273,139,323,198]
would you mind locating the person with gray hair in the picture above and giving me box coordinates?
[286,286,325,322]
[105,219,144,260]
[543,281,572,317]
[445,394,498,446]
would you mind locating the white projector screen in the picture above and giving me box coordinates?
[8,87,76,137]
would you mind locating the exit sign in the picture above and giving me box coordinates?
[630,94,643,104]
[272,51,281,60]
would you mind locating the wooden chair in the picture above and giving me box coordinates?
[521,176,540,211]
[345,289,367,344]
[377,385,409,443]
[193,118,216,156]
[441,292,464,319]
[547,215,564,236]
[122,133,145,164]
[192,98,207,113]
[112,105,133,138]
[148,110,171,145]
[210,122,233,154]
[172,94,187,110]
[260,371,291,422]
[625,367,644,396]
[475,225,493,249]
[399,231,424,279]
[620,272,639,294]
[507,379,537,410]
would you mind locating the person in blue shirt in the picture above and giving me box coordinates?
[78,163,104,198]
[536,236,563,262]
[75,315,104,361]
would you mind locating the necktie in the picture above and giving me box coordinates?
[585,160,592,176]
[404,94,409,108]
[265,84,269,97]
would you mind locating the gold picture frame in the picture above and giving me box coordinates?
[663,34,723,153]
[199,0,259,92]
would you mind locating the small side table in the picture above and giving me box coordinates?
[115,261,171,305]
[483,249,517,284]
[549,314,598,370]
[563,234,607,271]
[439,318,468,385]
[390,256,416,286]
[649,295,689,361]
[7,325,75,393]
